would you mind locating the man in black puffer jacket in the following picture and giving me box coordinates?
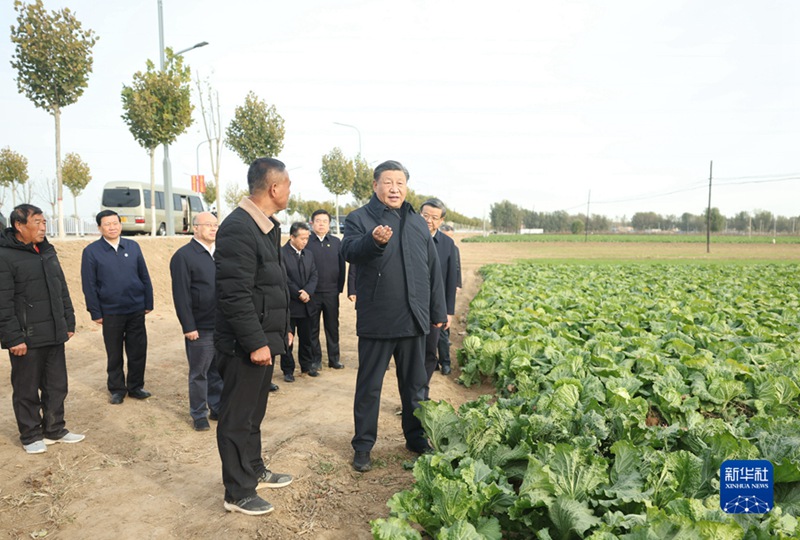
[0,204,84,454]
[214,158,294,516]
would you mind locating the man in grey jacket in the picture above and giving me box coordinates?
[341,160,447,472]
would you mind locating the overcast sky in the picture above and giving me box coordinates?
[1,0,798,221]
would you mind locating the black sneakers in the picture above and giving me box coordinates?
[223,495,274,516]
[353,451,372,472]
[257,470,293,489]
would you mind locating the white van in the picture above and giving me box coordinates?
[100,181,206,235]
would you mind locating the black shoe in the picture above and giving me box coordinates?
[128,388,152,400]
[223,495,274,516]
[313,362,322,371]
[209,410,219,421]
[441,365,452,375]
[257,469,293,489]
[328,361,344,369]
[269,383,279,392]
[193,417,210,431]
[405,442,434,455]
[109,392,125,405]
[283,373,295,382]
[304,370,319,377]
[353,451,372,472]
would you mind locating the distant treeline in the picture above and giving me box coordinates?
[288,190,483,228]
[490,200,800,234]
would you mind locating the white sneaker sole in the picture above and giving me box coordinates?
[24,445,47,454]
[223,501,274,515]
[43,434,85,445]
[257,478,293,490]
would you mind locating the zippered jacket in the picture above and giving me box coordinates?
[214,202,291,358]
[341,194,447,339]
[0,228,75,349]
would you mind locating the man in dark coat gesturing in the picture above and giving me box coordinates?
[341,160,447,472]
[214,157,294,516]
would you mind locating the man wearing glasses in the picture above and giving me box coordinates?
[420,199,459,390]
[170,212,223,431]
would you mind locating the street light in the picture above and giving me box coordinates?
[333,121,362,157]
[158,0,207,235]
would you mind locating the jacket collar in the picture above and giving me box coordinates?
[238,197,279,234]
[366,193,413,217]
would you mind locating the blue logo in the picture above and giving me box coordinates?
[720,460,773,514]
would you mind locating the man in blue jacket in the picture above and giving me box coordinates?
[170,211,223,431]
[341,160,447,473]
[81,210,154,404]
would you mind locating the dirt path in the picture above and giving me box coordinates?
[0,234,492,539]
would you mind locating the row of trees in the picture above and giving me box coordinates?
[7,0,290,235]
[0,147,91,219]
[490,200,800,234]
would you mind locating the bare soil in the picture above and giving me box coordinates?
[0,236,793,539]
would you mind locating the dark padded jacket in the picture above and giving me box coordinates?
[214,201,290,358]
[341,194,447,339]
[0,228,75,349]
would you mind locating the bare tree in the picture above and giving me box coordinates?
[196,74,224,218]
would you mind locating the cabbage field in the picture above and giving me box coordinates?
[372,262,800,539]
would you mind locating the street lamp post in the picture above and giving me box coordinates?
[158,0,207,235]
[333,121,362,157]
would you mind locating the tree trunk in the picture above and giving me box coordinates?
[73,190,79,236]
[149,148,156,237]
[55,106,65,239]
[335,194,340,235]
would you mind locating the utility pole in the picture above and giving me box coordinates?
[584,190,591,242]
[706,161,712,254]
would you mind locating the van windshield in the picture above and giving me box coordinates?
[103,188,140,208]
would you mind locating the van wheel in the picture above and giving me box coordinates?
[157,223,167,236]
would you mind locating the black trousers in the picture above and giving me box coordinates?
[102,312,147,394]
[437,327,451,368]
[423,326,442,400]
[216,350,273,501]
[310,292,340,365]
[280,317,315,374]
[352,335,428,453]
[9,344,70,445]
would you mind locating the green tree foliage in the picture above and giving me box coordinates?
[225,91,285,164]
[490,200,523,233]
[631,211,662,231]
[121,49,193,236]
[61,152,91,219]
[10,0,98,237]
[320,147,355,233]
[352,155,374,205]
[570,219,585,235]
[202,180,217,207]
[224,183,249,212]
[702,207,726,233]
[0,147,29,207]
